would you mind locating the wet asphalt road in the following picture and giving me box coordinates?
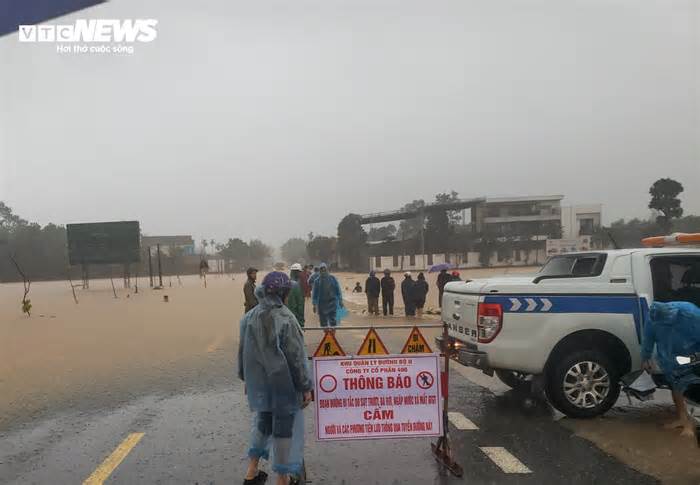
[0,327,658,484]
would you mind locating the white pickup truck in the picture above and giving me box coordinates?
[441,248,700,418]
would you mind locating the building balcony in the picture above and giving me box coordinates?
[483,214,562,224]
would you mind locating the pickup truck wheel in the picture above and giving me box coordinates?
[495,370,531,390]
[547,350,620,419]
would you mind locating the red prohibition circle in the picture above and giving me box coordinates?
[319,374,338,393]
[416,371,434,390]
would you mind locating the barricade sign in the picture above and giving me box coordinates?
[313,331,346,357]
[304,323,464,476]
[357,328,389,355]
[313,354,442,441]
[400,326,432,354]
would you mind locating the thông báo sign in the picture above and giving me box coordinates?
[314,354,442,441]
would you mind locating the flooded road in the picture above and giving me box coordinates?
[0,274,693,483]
[0,364,656,484]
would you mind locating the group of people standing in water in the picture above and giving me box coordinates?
[363,268,461,318]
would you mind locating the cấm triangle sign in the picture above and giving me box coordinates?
[357,328,389,355]
[313,331,346,357]
[400,326,433,354]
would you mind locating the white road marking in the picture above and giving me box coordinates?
[447,412,478,430]
[480,447,532,474]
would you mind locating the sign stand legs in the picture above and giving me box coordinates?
[431,322,464,477]
[307,323,462,477]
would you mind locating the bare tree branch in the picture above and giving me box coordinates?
[9,253,31,316]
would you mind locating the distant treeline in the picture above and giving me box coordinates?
[0,220,70,282]
[3,199,700,282]
[605,215,700,249]
[0,202,274,283]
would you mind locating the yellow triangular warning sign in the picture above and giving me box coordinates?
[313,331,346,357]
[400,326,433,354]
[357,328,389,355]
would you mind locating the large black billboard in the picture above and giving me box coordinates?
[67,221,141,265]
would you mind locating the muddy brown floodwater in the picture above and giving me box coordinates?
[2,266,698,483]
[0,274,245,430]
[0,269,473,430]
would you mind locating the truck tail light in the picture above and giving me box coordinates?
[477,302,503,343]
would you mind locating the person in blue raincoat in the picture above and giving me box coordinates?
[641,300,700,438]
[312,263,344,330]
[238,272,313,485]
[308,266,320,288]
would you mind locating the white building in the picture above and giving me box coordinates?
[369,248,549,272]
[473,195,564,237]
[560,204,603,239]
[368,197,603,270]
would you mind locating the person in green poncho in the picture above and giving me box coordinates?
[286,263,305,327]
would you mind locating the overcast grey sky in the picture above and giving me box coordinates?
[1,0,698,246]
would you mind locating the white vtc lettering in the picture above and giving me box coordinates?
[17,19,159,43]
[18,25,37,42]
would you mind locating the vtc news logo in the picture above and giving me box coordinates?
[18,19,158,43]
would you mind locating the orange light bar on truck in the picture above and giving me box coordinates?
[641,233,700,247]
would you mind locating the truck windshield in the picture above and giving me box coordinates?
[537,253,607,280]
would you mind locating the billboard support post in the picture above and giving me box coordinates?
[148,246,154,288]
[109,270,118,299]
[81,263,89,289]
[123,263,131,289]
[67,271,79,304]
[156,244,163,288]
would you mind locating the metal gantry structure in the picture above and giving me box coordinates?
[358,197,486,225]
[359,197,486,262]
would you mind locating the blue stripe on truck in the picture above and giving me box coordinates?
[482,295,644,342]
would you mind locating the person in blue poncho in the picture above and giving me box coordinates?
[308,266,320,289]
[312,262,344,331]
[238,272,312,485]
[641,300,700,438]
